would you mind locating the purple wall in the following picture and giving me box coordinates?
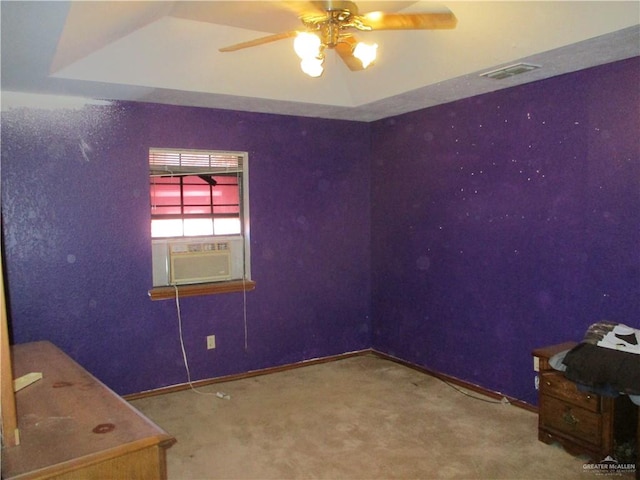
[2,58,638,402]
[370,58,640,404]
[1,103,372,395]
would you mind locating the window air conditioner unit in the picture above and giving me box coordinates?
[152,236,246,287]
[169,241,231,285]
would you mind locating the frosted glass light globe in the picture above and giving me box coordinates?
[300,57,324,77]
[353,42,378,69]
[294,32,321,59]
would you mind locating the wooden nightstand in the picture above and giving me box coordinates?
[533,343,637,462]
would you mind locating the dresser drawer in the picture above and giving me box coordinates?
[540,371,600,412]
[540,395,603,447]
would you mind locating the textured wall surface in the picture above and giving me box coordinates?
[1,102,372,395]
[2,58,638,402]
[370,58,640,404]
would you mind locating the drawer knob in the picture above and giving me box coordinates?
[562,409,578,427]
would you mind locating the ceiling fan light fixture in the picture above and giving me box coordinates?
[300,56,325,77]
[294,32,322,59]
[218,2,457,77]
[353,41,378,68]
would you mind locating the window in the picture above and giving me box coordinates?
[148,148,252,298]
[150,173,241,237]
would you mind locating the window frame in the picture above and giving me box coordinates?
[147,148,253,299]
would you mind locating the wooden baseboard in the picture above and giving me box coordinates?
[370,350,538,413]
[124,349,371,401]
[125,348,537,414]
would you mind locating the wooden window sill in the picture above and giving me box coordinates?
[148,279,256,301]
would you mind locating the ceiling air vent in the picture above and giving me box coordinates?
[480,63,541,80]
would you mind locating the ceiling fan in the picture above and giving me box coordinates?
[218,1,457,77]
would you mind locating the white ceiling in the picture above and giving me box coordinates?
[1,1,638,121]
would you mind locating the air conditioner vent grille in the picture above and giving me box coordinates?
[480,63,541,80]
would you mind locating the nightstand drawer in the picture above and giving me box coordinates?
[540,395,603,446]
[540,371,600,412]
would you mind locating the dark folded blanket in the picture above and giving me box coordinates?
[562,342,640,396]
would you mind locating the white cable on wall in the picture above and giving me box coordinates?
[173,285,220,397]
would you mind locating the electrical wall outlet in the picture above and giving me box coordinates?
[207,335,216,350]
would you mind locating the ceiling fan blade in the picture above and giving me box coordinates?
[219,31,298,52]
[280,1,327,18]
[361,12,457,30]
[335,36,365,71]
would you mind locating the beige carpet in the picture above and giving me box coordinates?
[131,354,621,480]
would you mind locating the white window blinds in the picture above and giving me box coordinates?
[149,148,244,176]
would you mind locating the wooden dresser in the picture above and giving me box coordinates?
[533,342,637,463]
[2,341,176,480]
